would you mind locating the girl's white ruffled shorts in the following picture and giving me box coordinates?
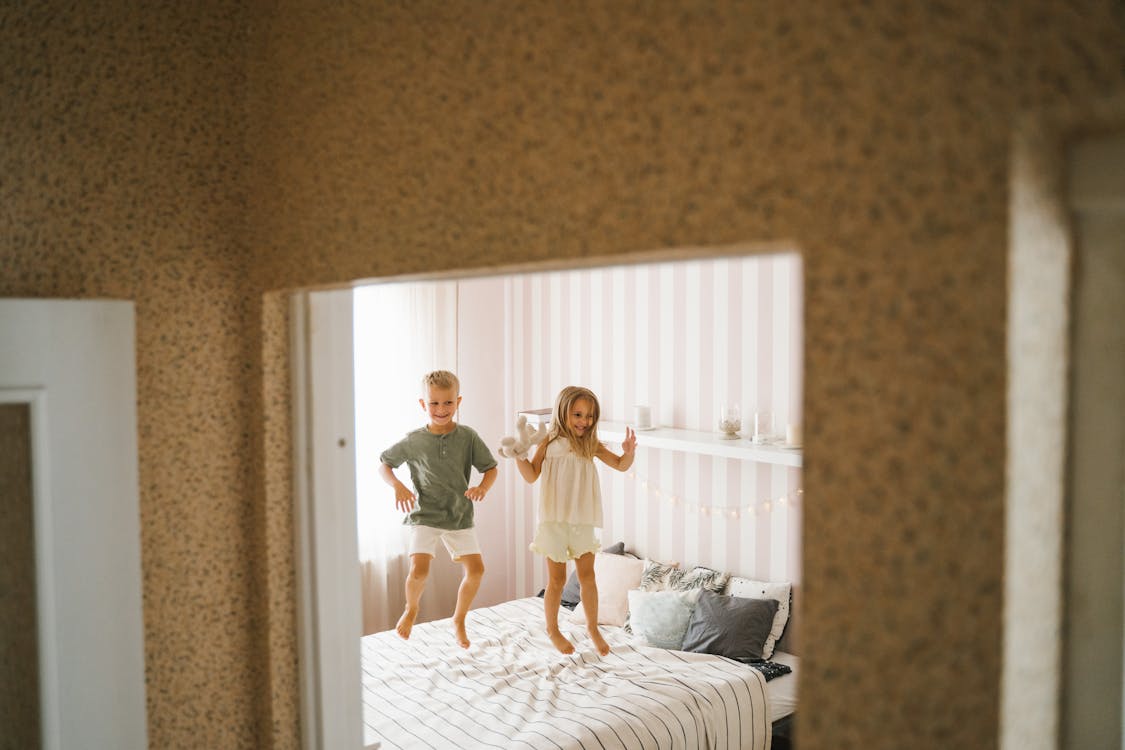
[529,522,600,563]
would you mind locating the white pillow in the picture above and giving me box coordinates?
[725,576,791,659]
[570,552,646,627]
[627,588,701,649]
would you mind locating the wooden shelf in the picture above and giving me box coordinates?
[598,421,802,467]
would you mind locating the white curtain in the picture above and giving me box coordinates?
[354,280,459,635]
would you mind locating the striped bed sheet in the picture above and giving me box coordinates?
[362,596,772,750]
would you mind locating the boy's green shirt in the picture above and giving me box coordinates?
[380,424,498,530]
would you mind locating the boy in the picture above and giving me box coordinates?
[377,370,498,648]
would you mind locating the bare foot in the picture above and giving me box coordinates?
[395,608,417,640]
[547,629,575,654]
[453,620,470,649]
[589,628,610,656]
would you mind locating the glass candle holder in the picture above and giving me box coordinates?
[718,403,741,439]
[752,410,773,444]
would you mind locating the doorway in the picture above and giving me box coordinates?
[1061,132,1125,748]
[292,247,805,747]
[0,299,147,750]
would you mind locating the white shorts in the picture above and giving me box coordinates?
[529,522,600,563]
[407,524,481,561]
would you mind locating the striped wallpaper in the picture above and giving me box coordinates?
[499,254,803,599]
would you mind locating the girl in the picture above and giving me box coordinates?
[515,386,636,655]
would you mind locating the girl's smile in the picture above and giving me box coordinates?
[567,398,596,435]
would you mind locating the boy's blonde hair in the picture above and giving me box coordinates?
[421,370,460,395]
[551,385,601,459]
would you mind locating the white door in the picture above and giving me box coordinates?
[0,299,147,750]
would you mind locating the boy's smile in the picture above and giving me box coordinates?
[421,385,461,433]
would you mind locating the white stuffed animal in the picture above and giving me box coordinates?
[498,415,549,460]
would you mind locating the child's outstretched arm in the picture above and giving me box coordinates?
[465,466,498,501]
[515,439,550,484]
[378,462,416,512]
[595,426,637,472]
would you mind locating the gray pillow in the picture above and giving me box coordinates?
[681,589,779,661]
[561,541,626,605]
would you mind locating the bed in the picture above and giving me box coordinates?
[361,594,798,749]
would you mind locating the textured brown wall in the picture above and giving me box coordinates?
[4,1,1125,748]
[0,3,263,748]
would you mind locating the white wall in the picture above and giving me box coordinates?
[494,254,804,599]
[361,255,804,623]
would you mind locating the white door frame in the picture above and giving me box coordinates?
[290,289,365,749]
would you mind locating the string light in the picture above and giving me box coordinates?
[620,472,802,518]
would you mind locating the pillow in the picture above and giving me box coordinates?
[570,552,645,627]
[681,589,779,661]
[669,566,730,594]
[622,558,681,633]
[638,558,680,591]
[627,588,701,649]
[561,541,631,606]
[724,576,792,659]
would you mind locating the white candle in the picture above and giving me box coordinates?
[786,423,802,446]
[634,405,652,429]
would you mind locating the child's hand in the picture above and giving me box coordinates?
[464,485,488,502]
[394,484,416,513]
[621,426,637,455]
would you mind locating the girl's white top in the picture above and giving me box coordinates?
[538,437,603,527]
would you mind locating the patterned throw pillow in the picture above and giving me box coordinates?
[639,559,680,591]
[627,589,701,649]
[724,576,792,659]
[669,566,730,594]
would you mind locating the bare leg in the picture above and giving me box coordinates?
[452,553,484,648]
[543,559,575,654]
[575,552,609,655]
[396,553,431,639]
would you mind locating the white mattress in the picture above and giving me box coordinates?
[766,651,799,723]
[362,596,775,749]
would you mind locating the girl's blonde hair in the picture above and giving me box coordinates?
[551,385,601,459]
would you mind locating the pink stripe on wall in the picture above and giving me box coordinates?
[726,461,743,569]
[585,273,594,393]
[672,270,687,430]
[499,254,803,599]
[756,258,774,428]
[697,262,714,430]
